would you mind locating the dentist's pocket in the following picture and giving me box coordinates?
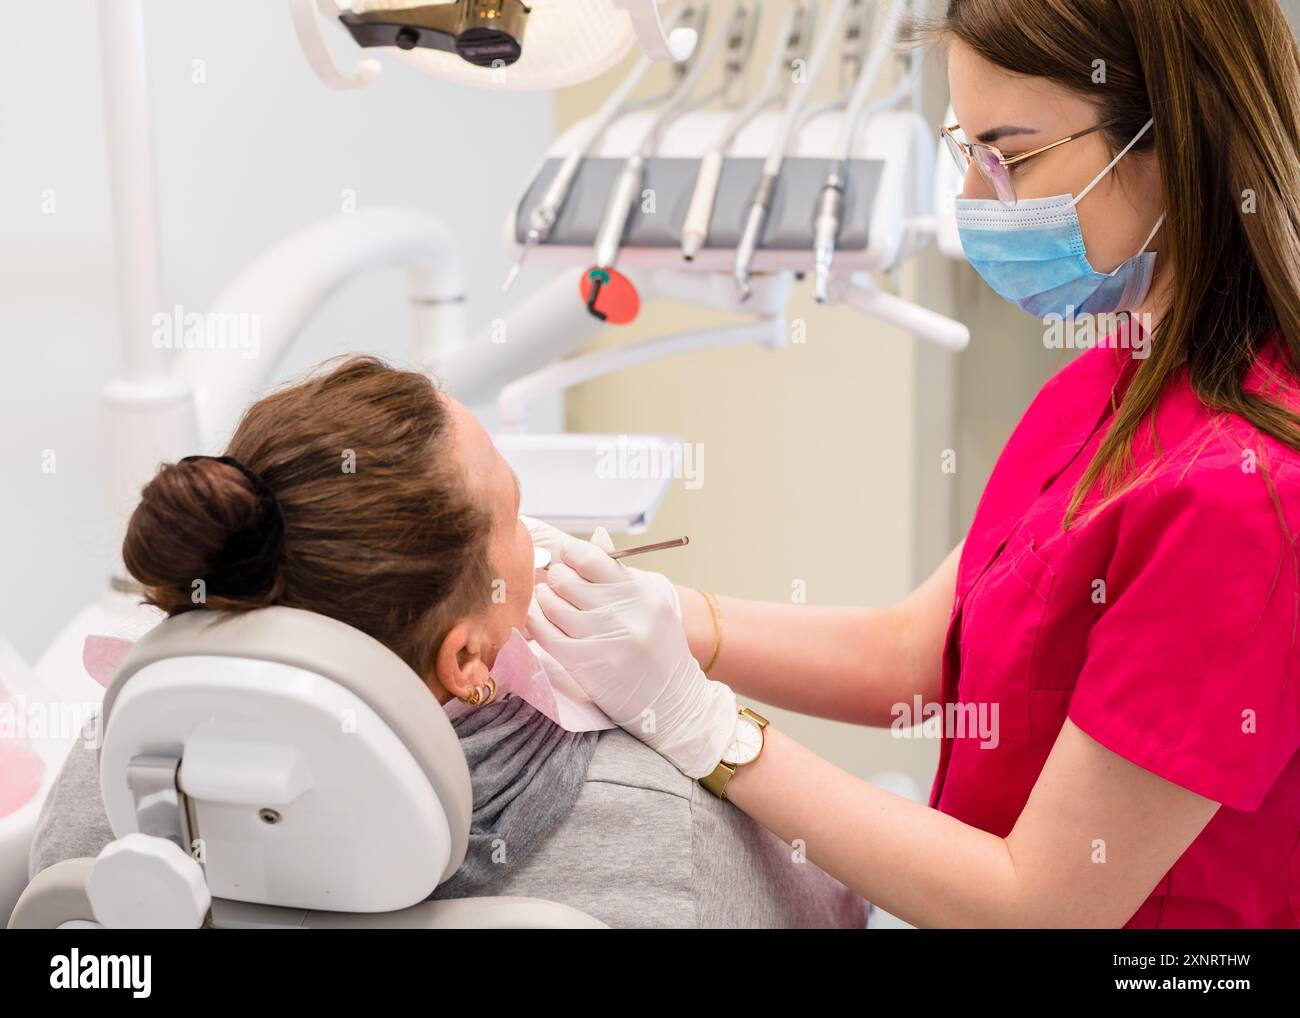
[957,538,1055,744]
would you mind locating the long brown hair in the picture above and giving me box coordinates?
[123,356,495,681]
[926,0,1300,524]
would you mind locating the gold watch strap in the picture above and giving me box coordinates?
[699,707,768,800]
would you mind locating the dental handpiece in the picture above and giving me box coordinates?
[734,0,849,300]
[500,5,697,295]
[813,163,847,303]
[813,0,911,303]
[594,154,647,269]
[733,171,778,300]
[502,150,585,294]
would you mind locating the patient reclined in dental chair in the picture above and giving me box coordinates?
[17,356,867,929]
[24,607,865,929]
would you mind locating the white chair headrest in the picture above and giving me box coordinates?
[99,606,472,913]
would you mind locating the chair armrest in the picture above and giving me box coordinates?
[7,858,98,929]
[303,895,609,929]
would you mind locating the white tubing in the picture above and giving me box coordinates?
[639,4,735,156]
[533,1,692,215]
[835,0,910,162]
[680,2,800,257]
[764,0,852,175]
[718,1,801,151]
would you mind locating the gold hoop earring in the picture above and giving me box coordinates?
[462,674,498,708]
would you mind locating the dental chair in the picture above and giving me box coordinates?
[7,607,606,929]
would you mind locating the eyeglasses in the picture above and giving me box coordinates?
[940,120,1122,206]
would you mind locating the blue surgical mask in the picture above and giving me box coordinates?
[955,119,1165,318]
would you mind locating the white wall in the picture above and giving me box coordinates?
[0,0,553,663]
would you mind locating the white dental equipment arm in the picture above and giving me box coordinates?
[100,0,167,385]
[289,0,382,89]
[612,0,698,62]
[431,267,608,405]
[830,272,970,351]
[496,269,793,428]
[434,267,793,410]
[173,209,467,453]
[498,316,786,430]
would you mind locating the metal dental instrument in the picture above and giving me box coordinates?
[813,0,911,303]
[608,536,690,560]
[591,4,728,276]
[534,535,689,573]
[733,0,851,300]
[680,1,804,261]
[501,4,694,294]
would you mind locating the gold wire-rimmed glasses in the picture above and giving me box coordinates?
[940,120,1123,206]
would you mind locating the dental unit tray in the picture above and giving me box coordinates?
[516,155,883,262]
[494,433,681,535]
[504,107,934,275]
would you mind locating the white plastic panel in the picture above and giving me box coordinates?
[101,657,451,914]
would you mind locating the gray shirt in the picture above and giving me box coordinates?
[31,725,869,929]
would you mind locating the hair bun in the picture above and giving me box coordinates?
[122,455,284,612]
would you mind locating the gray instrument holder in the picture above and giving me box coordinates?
[514,156,884,252]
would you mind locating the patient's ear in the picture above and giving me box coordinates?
[430,619,491,703]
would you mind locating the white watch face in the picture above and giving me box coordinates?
[721,716,763,766]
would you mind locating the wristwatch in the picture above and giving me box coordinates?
[699,706,769,799]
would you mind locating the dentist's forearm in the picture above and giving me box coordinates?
[674,543,959,726]
[724,724,1023,928]
[679,589,919,725]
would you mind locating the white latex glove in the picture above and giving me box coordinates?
[528,527,737,779]
[521,514,581,564]
[522,516,682,620]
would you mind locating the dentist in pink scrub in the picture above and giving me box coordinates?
[529,0,1300,928]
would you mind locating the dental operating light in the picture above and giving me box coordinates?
[296,0,699,92]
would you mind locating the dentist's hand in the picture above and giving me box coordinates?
[521,514,581,565]
[522,516,682,619]
[528,529,737,779]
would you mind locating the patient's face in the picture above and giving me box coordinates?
[443,394,535,648]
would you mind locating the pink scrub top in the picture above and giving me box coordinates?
[929,321,1300,928]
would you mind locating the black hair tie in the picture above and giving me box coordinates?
[179,454,286,599]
